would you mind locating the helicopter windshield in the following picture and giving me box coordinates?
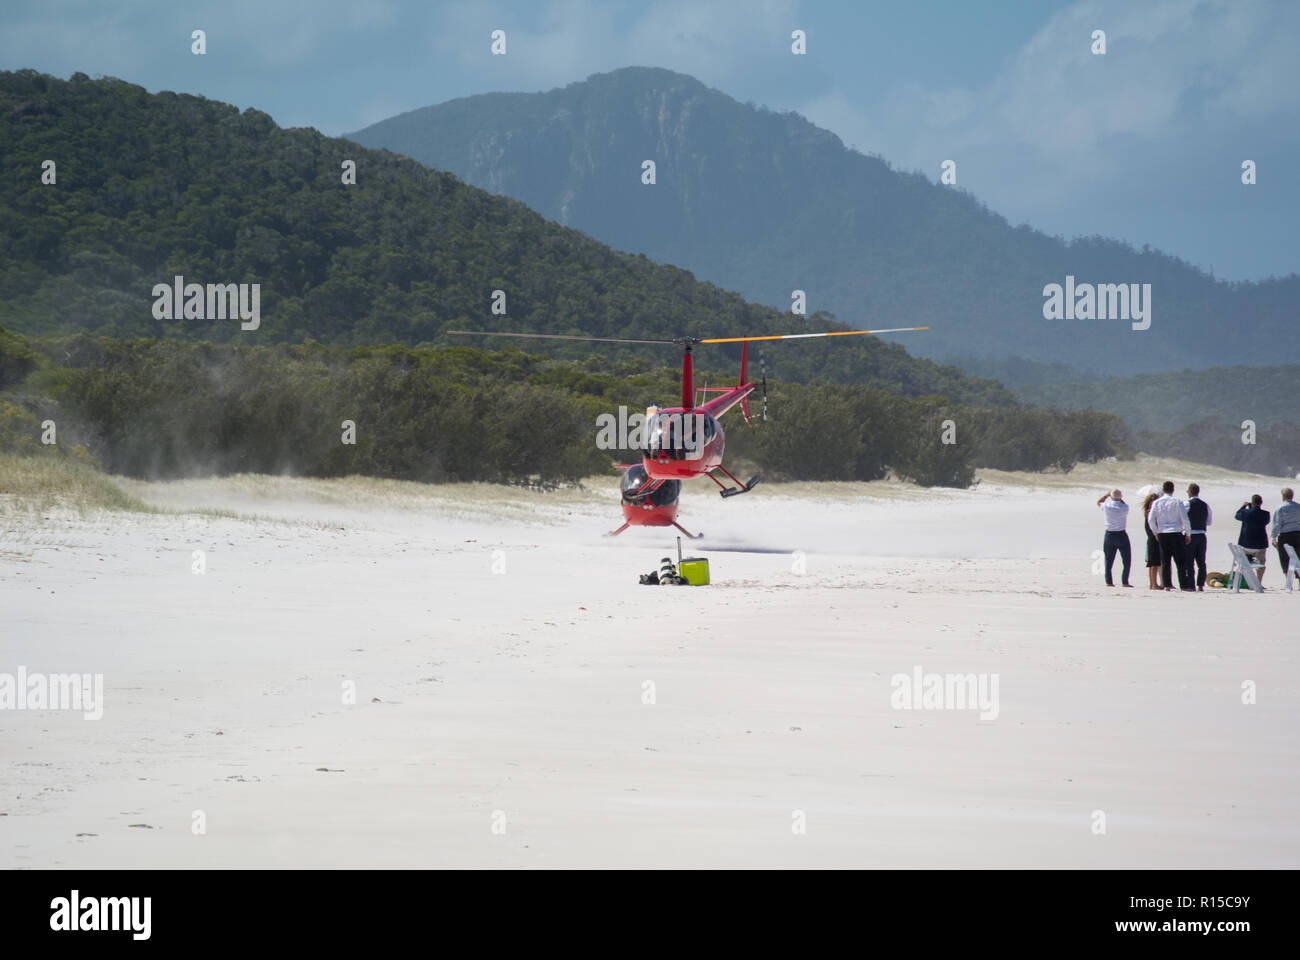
[644,412,713,460]
[621,464,652,499]
[620,465,680,506]
[646,480,680,506]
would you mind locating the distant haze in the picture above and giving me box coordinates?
[349,67,1298,376]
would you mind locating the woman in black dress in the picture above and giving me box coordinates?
[1142,492,1161,589]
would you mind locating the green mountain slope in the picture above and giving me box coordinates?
[1014,365,1300,434]
[348,66,1300,378]
[0,69,1011,407]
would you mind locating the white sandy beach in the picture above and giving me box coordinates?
[2,456,1297,868]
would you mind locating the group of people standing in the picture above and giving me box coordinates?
[1096,482,1300,590]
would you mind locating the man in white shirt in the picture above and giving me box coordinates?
[1148,480,1194,591]
[1183,483,1213,591]
[1273,487,1300,583]
[1095,489,1132,587]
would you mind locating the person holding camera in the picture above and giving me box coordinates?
[1096,489,1133,587]
[1235,494,1271,587]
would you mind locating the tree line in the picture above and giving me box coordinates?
[1,329,1122,487]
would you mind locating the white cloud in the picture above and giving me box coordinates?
[804,0,1298,176]
[797,0,1299,267]
[0,0,400,73]
[217,0,399,67]
[428,0,799,93]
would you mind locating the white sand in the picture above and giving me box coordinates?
[2,455,1297,868]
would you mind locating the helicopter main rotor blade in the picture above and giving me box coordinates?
[447,326,931,347]
[445,330,676,345]
[699,326,929,344]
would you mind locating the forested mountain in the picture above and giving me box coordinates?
[349,67,1300,377]
[1014,365,1300,434]
[0,69,1011,408]
[1008,363,1300,477]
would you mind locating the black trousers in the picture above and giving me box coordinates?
[1156,532,1192,590]
[1103,530,1131,585]
[1279,530,1300,580]
[1187,533,1208,588]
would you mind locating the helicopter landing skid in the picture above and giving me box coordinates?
[605,520,702,539]
[709,466,761,498]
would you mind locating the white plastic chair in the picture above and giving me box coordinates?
[1226,543,1264,593]
[1284,544,1300,592]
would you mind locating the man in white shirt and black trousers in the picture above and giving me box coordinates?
[1096,489,1133,587]
[1148,480,1195,592]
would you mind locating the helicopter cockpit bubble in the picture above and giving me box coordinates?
[620,465,681,506]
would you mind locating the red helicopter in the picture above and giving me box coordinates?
[447,326,929,537]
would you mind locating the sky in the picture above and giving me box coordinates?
[2,0,1296,281]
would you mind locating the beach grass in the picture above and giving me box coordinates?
[0,452,154,514]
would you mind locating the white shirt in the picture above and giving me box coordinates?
[1100,499,1129,531]
[1148,494,1191,535]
